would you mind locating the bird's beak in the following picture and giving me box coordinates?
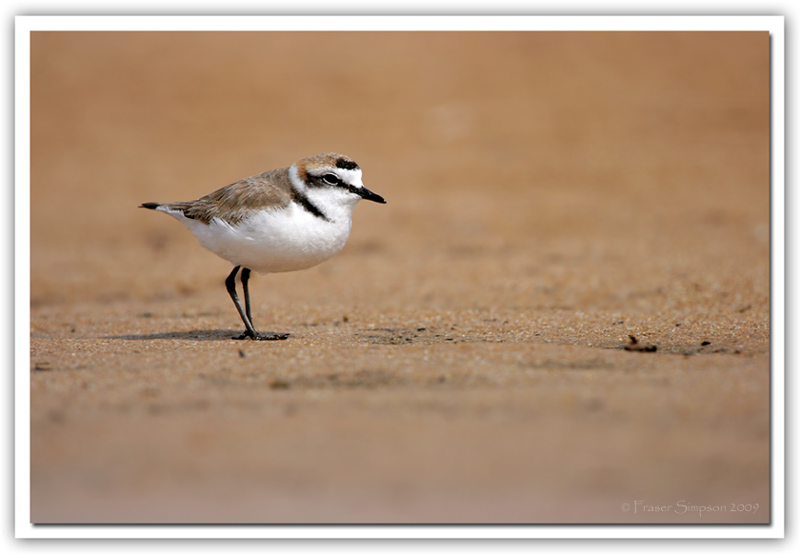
[357,186,386,204]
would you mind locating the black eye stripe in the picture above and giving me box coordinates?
[308,172,347,188]
[305,173,364,197]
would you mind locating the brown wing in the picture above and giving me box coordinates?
[164,168,294,225]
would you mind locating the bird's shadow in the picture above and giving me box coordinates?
[106,330,244,341]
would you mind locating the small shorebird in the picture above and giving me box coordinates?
[141,153,386,340]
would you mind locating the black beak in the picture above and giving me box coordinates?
[357,186,386,204]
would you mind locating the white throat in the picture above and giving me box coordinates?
[288,164,363,223]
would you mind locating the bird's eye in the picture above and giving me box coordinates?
[322,173,340,185]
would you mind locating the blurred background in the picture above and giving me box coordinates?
[29,30,770,523]
[31,31,768,311]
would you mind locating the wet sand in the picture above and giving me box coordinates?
[29,31,770,524]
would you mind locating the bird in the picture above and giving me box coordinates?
[140,152,386,340]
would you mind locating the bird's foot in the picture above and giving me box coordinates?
[233,331,290,341]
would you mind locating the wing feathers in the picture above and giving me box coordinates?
[155,168,293,225]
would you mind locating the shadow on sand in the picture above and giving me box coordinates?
[106,330,242,341]
[107,330,292,341]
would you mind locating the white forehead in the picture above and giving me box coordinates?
[307,165,362,186]
[330,167,363,185]
[290,162,364,189]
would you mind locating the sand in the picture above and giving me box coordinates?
[29,30,770,524]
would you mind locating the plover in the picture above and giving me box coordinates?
[140,153,386,340]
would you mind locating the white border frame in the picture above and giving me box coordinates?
[14,15,785,540]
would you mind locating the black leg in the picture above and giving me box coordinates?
[225,266,289,341]
[241,267,253,326]
[225,265,258,339]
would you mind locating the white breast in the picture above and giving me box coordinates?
[174,203,354,273]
